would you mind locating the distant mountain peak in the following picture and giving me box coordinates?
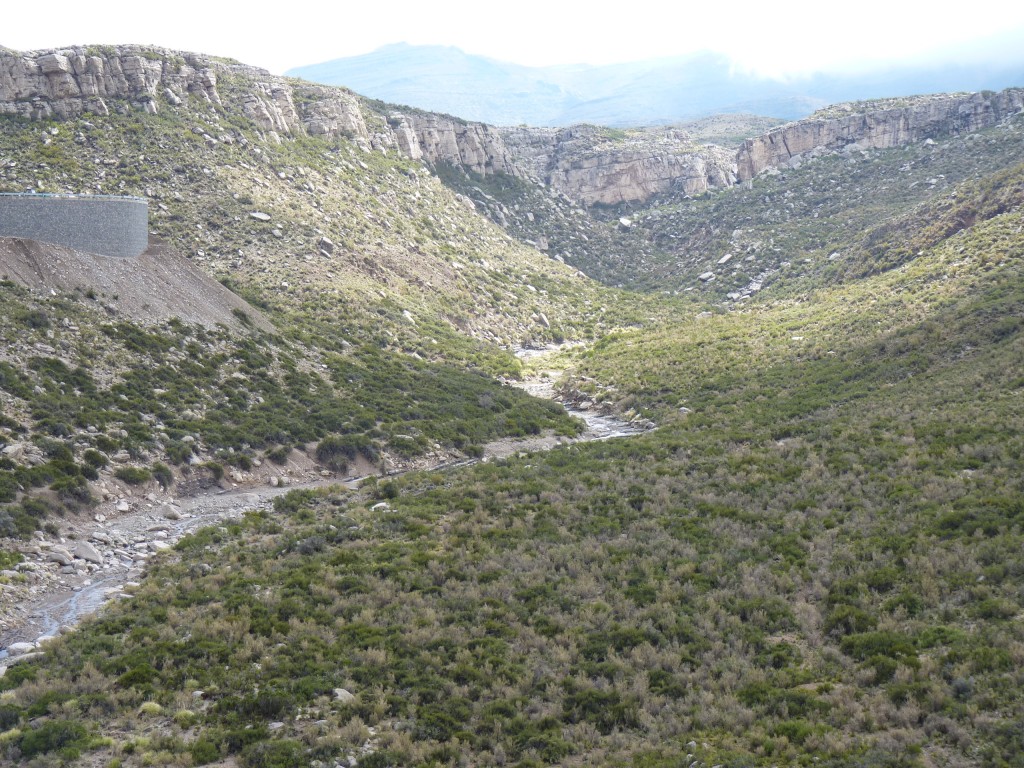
[287,43,1024,128]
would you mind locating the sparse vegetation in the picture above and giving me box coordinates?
[0,46,1022,768]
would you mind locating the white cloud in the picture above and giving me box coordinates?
[3,0,1023,77]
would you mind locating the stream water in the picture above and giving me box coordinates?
[1,352,646,661]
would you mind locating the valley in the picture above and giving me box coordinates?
[0,43,1022,768]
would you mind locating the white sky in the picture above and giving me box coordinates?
[3,0,1024,77]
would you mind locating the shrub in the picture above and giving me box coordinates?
[19,719,88,758]
[151,462,174,488]
[315,434,378,472]
[240,739,306,768]
[191,736,220,765]
[114,466,152,485]
[266,446,291,465]
[83,449,108,468]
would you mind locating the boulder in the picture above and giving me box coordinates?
[5,641,37,656]
[45,547,74,566]
[73,540,103,565]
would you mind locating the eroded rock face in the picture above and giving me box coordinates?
[294,84,368,140]
[0,45,369,141]
[0,46,221,120]
[736,89,1024,180]
[381,113,519,177]
[501,125,737,206]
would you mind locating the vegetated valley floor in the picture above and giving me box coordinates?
[1,92,1023,768]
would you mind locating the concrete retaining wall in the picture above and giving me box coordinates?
[0,194,148,258]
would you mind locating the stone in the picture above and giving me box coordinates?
[5,641,37,656]
[153,505,180,524]
[7,651,44,665]
[250,211,271,221]
[334,688,356,704]
[116,501,131,513]
[73,540,103,565]
[45,547,74,566]
[2,443,25,460]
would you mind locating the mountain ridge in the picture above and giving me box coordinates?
[287,41,1024,127]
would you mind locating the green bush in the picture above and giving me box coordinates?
[19,719,89,758]
[191,736,221,765]
[114,466,152,485]
[151,461,174,488]
[83,449,108,468]
[240,739,306,768]
[315,433,378,472]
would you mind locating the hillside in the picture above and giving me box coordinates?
[0,44,640,545]
[1,43,1023,768]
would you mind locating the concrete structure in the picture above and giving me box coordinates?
[0,193,148,258]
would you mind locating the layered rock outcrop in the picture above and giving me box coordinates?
[502,125,737,206]
[0,46,221,119]
[387,113,519,177]
[7,46,1020,213]
[0,45,369,141]
[736,89,1024,180]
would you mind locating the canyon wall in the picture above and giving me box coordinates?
[736,89,1024,181]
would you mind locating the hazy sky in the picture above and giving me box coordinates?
[4,0,1024,77]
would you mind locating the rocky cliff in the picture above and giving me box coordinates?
[736,89,1024,180]
[383,113,519,177]
[501,124,737,206]
[0,45,371,142]
[0,45,731,211]
[7,46,1020,214]
[0,46,221,119]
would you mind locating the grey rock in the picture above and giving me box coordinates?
[737,89,1024,180]
[5,641,37,656]
[334,688,356,703]
[45,547,74,566]
[7,651,44,665]
[73,540,103,564]
[158,503,182,520]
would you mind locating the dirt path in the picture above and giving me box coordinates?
[0,349,650,664]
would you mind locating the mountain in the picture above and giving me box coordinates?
[288,42,1024,126]
[2,43,1024,768]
